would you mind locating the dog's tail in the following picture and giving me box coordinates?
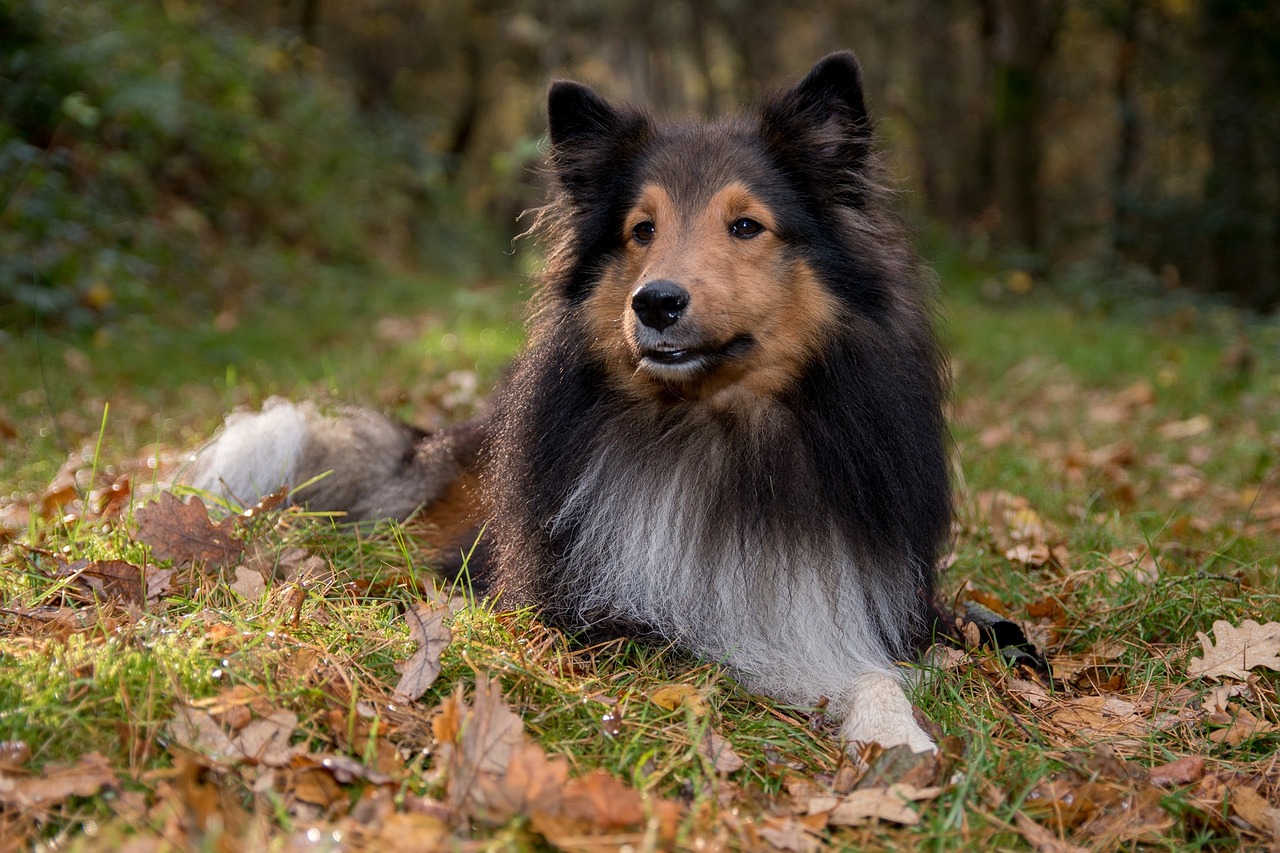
[186,397,486,524]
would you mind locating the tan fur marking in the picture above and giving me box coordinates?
[583,182,841,405]
[412,469,484,548]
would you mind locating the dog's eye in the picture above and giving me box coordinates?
[729,217,764,239]
[632,221,655,244]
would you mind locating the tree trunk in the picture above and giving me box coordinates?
[1201,0,1280,309]
[1110,0,1143,261]
[989,0,1061,253]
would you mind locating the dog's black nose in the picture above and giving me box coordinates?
[631,280,689,331]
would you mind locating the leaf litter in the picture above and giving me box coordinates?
[3,346,1279,850]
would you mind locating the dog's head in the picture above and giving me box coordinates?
[545,53,897,406]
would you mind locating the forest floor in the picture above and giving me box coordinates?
[1,256,1278,851]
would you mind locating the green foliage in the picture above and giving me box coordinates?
[0,0,495,332]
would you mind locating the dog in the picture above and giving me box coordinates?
[190,52,951,755]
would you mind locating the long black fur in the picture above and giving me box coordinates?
[486,53,951,662]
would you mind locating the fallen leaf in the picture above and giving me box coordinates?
[230,566,266,598]
[560,768,647,830]
[168,705,301,767]
[234,711,300,766]
[1207,704,1277,745]
[699,726,744,774]
[135,492,243,568]
[986,784,1090,853]
[56,559,146,606]
[650,683,707,715]
[820,784,941,827]
[1148,755,1205,787]
[1015,812,1091,853]
[1008,678,1052,708]
[371,812,450,849]
[0,752,118,808]
[474,741,569,821]
[39,454,81,518]
[168,708,238,763]
[440,676,526,812]
[1203,681,1249,714]
[392,602,451,703]
[1158,414,1211,440]
[1187,619,1280,681]
[758,817,823,852]
[1229,784,1280,837]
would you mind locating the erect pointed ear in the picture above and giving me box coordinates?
[761,52,873,192]
[546,80,652,201]
[547,81,621,149]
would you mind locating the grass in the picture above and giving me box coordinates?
[1,252,1278,850]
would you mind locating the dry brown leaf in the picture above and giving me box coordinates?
[230,566,266,598]
[168,705,300,766]
[985,783,1090,853]
[473,741,569,820]
[371,812,450,849]
[135,492,243,568]
[290,765,345,808]
[169,708,238,763]
[1008,678,1052,708]
[1148,755,1205,787]
[392,602,451,703]
[757,817,824,853]
[560,768,647,830]
[1228,784,1280,838]
[0,752,118,809]
[699,726,745,774]
[58,559,147,606]
[1005,543,1054,568]
[1187,619,1280,681]
[1158,414,1211,441]
[1207,704,1277,745]
[650,683,707,715]
[820,784,941,827]
[1203,681,1249,714]
[441,676,525,812]
[1014,812,1091,853]
[234,711,300,766]
[1078,787,1173,845]
[971,491,1057,551]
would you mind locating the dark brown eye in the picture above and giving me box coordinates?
[632,221,655,244]
[730,217,764,239]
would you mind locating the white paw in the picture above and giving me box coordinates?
[840,671,936,754]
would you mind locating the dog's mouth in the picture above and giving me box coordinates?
[637,334,755,376]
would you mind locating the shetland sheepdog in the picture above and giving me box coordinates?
[191,52,951,754]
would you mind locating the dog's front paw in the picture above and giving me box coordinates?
[840,671,936,754]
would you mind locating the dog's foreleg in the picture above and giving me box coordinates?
[840,670,936,754]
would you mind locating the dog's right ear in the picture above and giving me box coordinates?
[547,81,620,149]
[547,81,651,200]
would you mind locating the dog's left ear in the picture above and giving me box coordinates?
[761,52,873,193]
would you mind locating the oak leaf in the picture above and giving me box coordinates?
[1187,619,1280,681]
[135,492,243,568]
[392,602,451,703]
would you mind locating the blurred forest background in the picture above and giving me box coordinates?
[3,0,1280,335]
